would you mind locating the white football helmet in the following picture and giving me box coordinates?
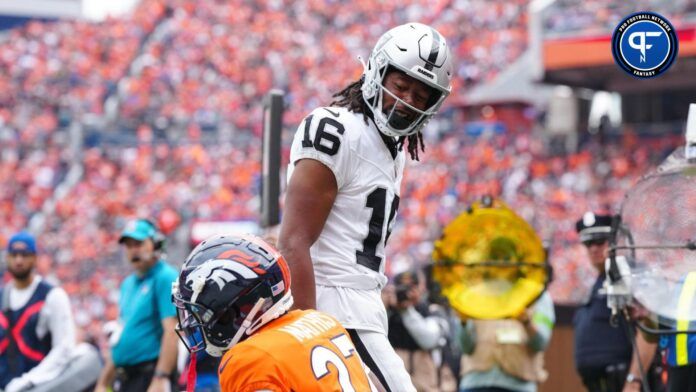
[361,22,454,137]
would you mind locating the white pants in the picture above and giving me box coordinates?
[317,285,415,392]
[347,328,416,392]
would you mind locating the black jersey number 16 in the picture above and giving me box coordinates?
[356,188,399,273]
[302,115,399,273]
[302,114,344,156]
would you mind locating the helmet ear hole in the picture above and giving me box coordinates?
[216,306,238,326]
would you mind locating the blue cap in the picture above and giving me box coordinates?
[7,232,37,254]
[119,219,157,243]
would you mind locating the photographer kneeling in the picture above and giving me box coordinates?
[386,270,456,392]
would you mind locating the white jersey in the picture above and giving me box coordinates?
[288,106,405,292]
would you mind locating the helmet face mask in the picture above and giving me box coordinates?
[362,23,453,138]
[377,69,444,133]
[172,235,293,357]
[174,301,208,354]
[174,281,253,351]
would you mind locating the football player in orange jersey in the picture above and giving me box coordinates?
[172,234,383,392]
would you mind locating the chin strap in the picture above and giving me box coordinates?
[209,291,294,356]
[248,290,294,335]
[227,297,269,349]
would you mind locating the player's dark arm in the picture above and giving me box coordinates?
[278,158,338,310]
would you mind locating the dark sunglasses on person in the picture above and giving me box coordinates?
[583,239,608,247]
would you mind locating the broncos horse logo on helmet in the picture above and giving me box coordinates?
[172,234,292,357]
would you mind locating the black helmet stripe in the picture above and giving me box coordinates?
[424,28,440,70]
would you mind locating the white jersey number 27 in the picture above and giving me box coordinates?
[311,334,358,392]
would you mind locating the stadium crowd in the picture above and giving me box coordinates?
[0,0,685,356]
[544,0,696,37]
[3,125,680,349]
[114,0,528,133]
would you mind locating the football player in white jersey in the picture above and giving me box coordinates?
[278,22,454,392]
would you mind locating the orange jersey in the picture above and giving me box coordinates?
[218,309,373,392]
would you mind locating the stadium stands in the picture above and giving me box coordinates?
[544,0,696,37]
[0,0,684,349]
[113,0,529,132]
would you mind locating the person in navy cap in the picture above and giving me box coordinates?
[572,213,660,392]
[95,219,179,392]
[0,232,76,392]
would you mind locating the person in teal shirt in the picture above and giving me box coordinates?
[95,219,179,392]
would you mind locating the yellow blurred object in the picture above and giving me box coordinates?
[432,198,549,320]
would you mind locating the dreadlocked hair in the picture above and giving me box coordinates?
[397,132,425,161]
[329,76,425,161]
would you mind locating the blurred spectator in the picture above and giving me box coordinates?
[94,219,178,392]
[386,270,457,392]
[0,232,81,391]
[459,290,554,392]
[572,212,661,392]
